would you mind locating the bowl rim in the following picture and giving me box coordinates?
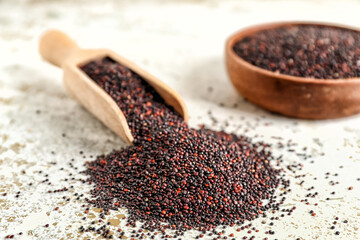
[226,21,360,85]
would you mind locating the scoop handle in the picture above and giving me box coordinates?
[39,30,80,68]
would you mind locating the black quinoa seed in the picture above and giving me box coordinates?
[80,58,285,234]
[233,25,360,79]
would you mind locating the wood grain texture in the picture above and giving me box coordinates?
[226,22,360,119]
[39,30,188,144]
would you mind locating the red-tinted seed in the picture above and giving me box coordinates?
[80,57,285,235]
[233,25,360,79]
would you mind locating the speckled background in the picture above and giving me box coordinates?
[1,0,360,239]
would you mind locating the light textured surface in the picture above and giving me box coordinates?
[1,0,360,239]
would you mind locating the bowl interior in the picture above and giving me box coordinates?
[226,21,360,84]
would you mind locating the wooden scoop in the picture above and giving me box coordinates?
[39,30,188,144]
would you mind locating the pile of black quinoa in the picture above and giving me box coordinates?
[233,25,360,79]
[79,58,288,238]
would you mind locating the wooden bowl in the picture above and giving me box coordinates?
[225,22,360,119]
